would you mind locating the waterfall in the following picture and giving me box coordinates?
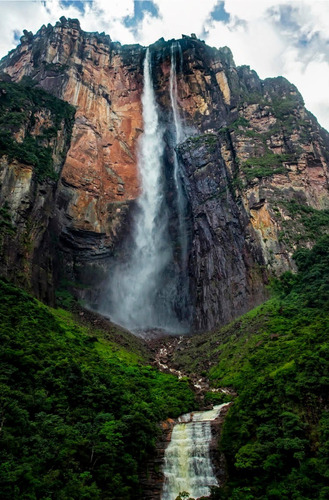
[169,42,188,270]
[161,404,229,500]
[100,48,186,334]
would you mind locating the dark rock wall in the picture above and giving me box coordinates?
[178,136,267,331]
[0,80,74,300]
[1,19,329,330]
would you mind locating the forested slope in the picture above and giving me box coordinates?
[0,281,195,499]
[173,237,329,499]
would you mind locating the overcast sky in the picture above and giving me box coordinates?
[1,0,329,131]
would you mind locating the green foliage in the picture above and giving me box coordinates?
[204,391,232,405]
[0,202,16,238]
[0,131,57,181]
[270,94,303,121]
[0,280,195,499]
[206,240,329,499]
[284,236,329,309]
[242,153,291,180]
[278,201,329,246]
[244,153,292,168]
[55,288,76,310]
[293,202,329,235]
[229,117,250,130]
[0,80,75,181]
[55,279,90,310]
[243,165,286,181]
[239,90,265,106]
[188,133,218,152]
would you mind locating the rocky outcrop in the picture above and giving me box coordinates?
[141,418,175,500]
[150,39,329,330]
[223,74,329,273]
[178,135,267,331]
[0,18,145,295]
[1,18,329,330]
[0,79,74,300]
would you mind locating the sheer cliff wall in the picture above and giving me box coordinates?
[1,18,329,330]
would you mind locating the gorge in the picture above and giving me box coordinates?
[0,16,329,500]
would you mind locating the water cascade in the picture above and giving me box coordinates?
[161,404,229,500]
[169,42,188,269]
[100,48,185,334]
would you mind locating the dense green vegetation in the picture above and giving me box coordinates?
[173,237,329,499]
[242,153,291,180]
[0,202,16,242]
[0,280,195,499]
[0,79,75,181]
[278,200,329,246]
[216,243,329,499]
[187,133,218,153]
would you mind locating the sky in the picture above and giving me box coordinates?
[1,0,329,131]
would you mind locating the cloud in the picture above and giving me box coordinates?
[204,1,329,131]
[0,1,329,130]
[0,0,84,56]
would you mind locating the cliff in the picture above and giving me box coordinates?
[0,77,74,300]
[1,17,329,331]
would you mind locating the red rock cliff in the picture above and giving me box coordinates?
[1,18,329,330]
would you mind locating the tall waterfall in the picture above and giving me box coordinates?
[100,48,186,334]
[161,404,229,500]
[169,42,188,269]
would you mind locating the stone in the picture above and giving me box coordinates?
[1,21,329,330]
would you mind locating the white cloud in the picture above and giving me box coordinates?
[204,1,329,131]
[93,0,134,19]
[133,0,216,45]
[0,0,83,56]
[0,1,329,130]
[204,11,286,77]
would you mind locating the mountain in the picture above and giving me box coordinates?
[1,17,329,332]
[1,16,329,500]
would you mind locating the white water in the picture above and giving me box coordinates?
[169,42,188,270]
[161,404,229,500]
[101,48,185,333]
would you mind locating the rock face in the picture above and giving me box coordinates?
[1,18,145,296]
[0,79,74,300]
[178,135,267,331]
[1,18,329,330]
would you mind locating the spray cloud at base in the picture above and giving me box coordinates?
[98,46,191,335]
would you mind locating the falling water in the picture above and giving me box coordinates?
[161,404,229,500]
[169,42,188,269]
[100,48,185,334]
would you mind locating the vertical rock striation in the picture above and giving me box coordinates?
[0,79,74,300]
[177,134,267,331]
[1,18,145,298]
[1,20,329,330]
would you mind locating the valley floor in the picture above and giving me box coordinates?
[1,237,329,499]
